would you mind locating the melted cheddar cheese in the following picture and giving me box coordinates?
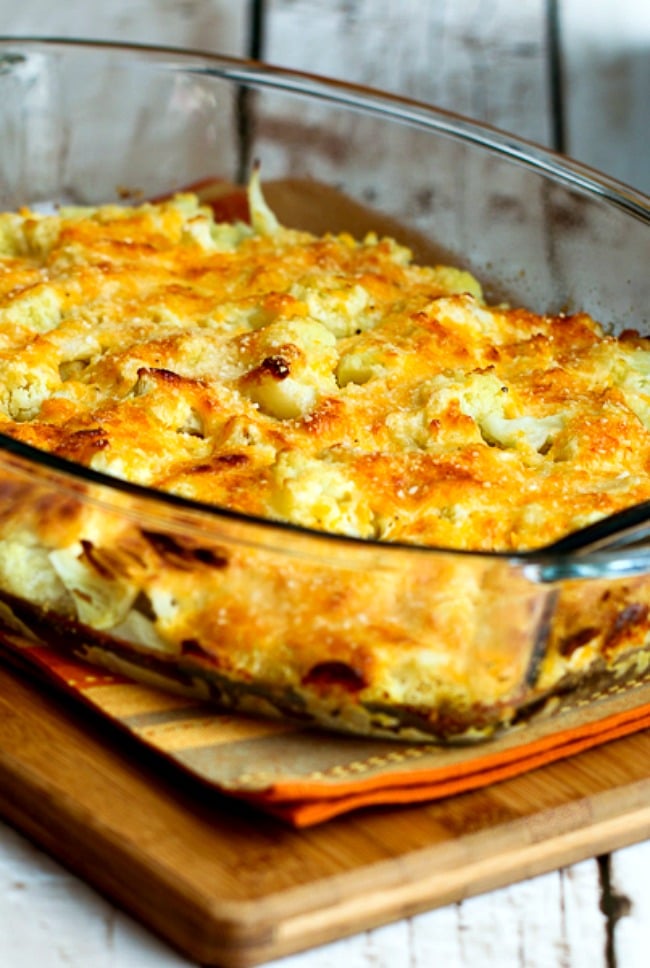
[1,182,650,553]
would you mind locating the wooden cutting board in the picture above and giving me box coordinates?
[0,661,649,968]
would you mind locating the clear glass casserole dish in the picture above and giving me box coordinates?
[0,37,649,742]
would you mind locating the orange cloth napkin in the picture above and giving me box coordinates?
[1,632,649,827]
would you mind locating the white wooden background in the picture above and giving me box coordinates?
[0,2,649,966]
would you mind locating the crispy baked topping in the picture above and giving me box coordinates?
[1,183,650,552]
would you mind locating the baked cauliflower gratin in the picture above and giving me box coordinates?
[0,174,649,741]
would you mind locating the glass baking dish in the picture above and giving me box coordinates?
[0,37,649,742]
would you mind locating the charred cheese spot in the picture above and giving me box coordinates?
[259,355,291,380]
[141,531,229,570]
[302,661,367,692]
[603,602,649,656]
[239,318,338,419]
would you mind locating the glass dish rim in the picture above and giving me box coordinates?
[1,35,649,580]
[2,35,648,217]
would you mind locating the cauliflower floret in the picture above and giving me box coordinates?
[3,284,62,333]
[271,451,373,537]
[424,369,566,453]
[290,276,370,338]
[240,318,338,419]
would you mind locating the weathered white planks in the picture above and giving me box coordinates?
[2,0,247,54]
[265,0,649,193]
[0,2,648,966]
[610,840,650,965]
[260,0,648,326]
[264,0,553,146]
[4,0,646,192]
[560,0,650,192]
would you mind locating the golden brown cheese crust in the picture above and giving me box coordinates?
[1,188,650,742]
[3,193,650,553]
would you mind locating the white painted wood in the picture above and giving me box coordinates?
[560,0,650,192]
[0,0,249,207]
[266,0,649,193]
[259,1,559,317]
[265,0,552,145]
[610,839,650,963]
[0,1,648,965]
[1,0,247,55]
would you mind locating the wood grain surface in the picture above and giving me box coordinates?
[0,3,648,967]
[0,660,649,966]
